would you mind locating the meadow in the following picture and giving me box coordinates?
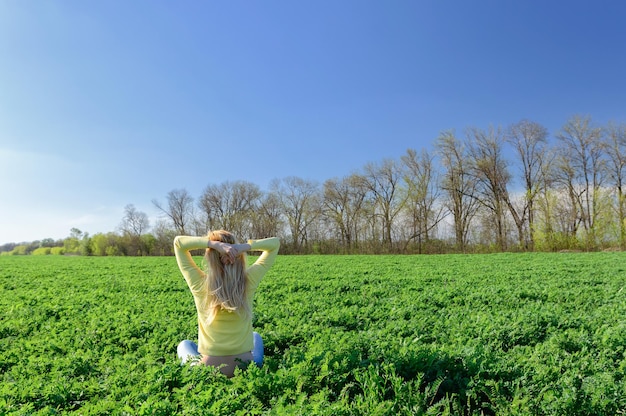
[1,252,626,415]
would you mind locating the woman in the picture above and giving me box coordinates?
[174,230,280,377]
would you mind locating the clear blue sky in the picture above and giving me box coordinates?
[1,1,625,244]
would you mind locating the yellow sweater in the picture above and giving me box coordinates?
[173,236,280,356]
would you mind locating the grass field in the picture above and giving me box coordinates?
[2,252,626,415]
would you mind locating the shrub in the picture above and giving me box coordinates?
[50,247,65,255]
[9,245,28,255]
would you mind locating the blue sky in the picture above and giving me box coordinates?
[1,1,625,244]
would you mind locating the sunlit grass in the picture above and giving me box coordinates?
[2,253,626,414]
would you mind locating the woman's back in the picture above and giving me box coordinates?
[174,234,280,375]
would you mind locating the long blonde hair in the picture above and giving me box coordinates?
[203,230,251,325]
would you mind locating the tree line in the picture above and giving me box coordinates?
[3,114,626,256]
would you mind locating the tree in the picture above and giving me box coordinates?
[553,152,584,244]
[467,126,514,251]
[80,233,92,256]
[400,148,446,253]
[152,219,176,256]
[40,238,57,248]
[91,233,109,256]
[198,180,262,239]
[322,174,368,252]
[0,243,17,254]
[120,204,150,237]
[11,245,28,255]
[119,204,150,255]
[555,115,606,248]
[64,228,84,254]
[250,192,283,240]
[436,131,480,252]
[603,122,626,249]
[271,176,321,253]
[152,189,194,235]
[362,159,406,252]
[529,143,563,251]
[506,120,550,250]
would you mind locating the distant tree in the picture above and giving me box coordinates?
[322,174,368,252]
[435,131,480,252]
[105,244,122,256]
[50,247,65,255]
[90,233,109,256]
[152,189,194,235]
[555,115,606,248]
[506,120,550,250]
[400,148,446,253]
[64,228,84,254]
[603,122,626,249]
[120,204,150,237]
[528,143,562,251]
[11,245,28,255]
[362,159,406,252]
[80,233,92,256]
[119,204,150,255]
[40,238,57,248]
[250,192,283,240]
[140,233,157,255]
[271,176,321,253]
[152,219,176,256]
[551,152,584,245]
[31,247,51,256]
[0,243,17,253]
[198,180,262,238]
[467,126,514,251]
[25,241,41,255]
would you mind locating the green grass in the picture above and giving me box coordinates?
[2,253,626,415]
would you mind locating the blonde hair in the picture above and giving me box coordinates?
[203,230,251,325]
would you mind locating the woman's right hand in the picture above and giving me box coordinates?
[208,241,251,264]
[208,241,236,264]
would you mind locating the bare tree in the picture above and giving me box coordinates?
[119,204,150,255]
[322,174,368,252]
[555,115,605,248]
[400,148,446,252]
[435,131,480,252]
[198,180,262,239]
[506,120,549,250]
[552,152,585,243]
[603,122,626,249]
[466,126,513,251]
[152,219,176,256]
[271,176,322,253]
[250,192,283,240]
[528,143,562,250]
[152,188,194,235]
[120,204,150,237]
[362,159,406,252]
